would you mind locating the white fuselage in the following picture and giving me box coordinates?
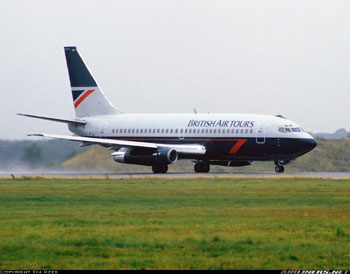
[68,112,316,162]
[69,113,313,140]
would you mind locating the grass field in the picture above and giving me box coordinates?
[0,177,349,270]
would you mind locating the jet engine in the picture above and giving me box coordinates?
[113,147,178,166]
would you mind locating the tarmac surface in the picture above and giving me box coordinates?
[1,172,350,179]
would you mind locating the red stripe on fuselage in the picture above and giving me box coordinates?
[74,89,95,108]
[228,139,247,154]
[112,138,245,142]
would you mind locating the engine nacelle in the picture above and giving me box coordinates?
[113,148,178,166]
[210,160,252,167]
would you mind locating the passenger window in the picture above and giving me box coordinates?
[170,129,173,134]
[175,129,178,134]
[116,129,119,133]
[209,129,212,134]
[250,129,253,134]
[132,129,135,133]
[153,129,156,133]
[185,129,188,134]
[140,129,143,133]
[180,129,183,134]
[112,129,115,133]
[245,129,248,134]
[136,129,139,133]
[157,129,160,133]
[205,129,208,134]
[124,129,127,133]
[213,129,216,134]
[166,129,169,134]
[161,129,164,133]
[240,129,244,134]
[201,129,205,133]
[236,129,239,134]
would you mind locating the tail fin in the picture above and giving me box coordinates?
[64,46,119,117]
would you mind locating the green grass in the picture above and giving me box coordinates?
[0,178,349,269]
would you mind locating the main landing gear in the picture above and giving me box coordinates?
[194,161,210,173]
[152,165,168,174]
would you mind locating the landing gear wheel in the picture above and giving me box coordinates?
[152,165,168,174]
[194,162,210,173]
[275,165,285,173]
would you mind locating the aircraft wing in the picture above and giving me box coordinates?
[29,133,206,155]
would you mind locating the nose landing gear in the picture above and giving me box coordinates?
[275,165,285,173]
[274,160,287,173]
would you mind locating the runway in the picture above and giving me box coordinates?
[1,172,350,179]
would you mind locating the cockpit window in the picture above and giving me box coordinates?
[279,126,302,133]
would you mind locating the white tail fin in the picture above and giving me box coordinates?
[64,46,119,117]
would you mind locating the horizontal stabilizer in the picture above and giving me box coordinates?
[17,113,86,125]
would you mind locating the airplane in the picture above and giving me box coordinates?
[18,46,317,174]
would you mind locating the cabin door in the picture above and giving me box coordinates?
[99,122,108,138]
[256,123,267,144]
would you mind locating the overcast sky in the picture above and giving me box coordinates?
[1,0,350,139]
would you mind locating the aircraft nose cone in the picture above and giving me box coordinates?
[302,138,317,152]
[310,138,317,150]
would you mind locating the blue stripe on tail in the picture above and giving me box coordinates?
[72,90,84,101]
